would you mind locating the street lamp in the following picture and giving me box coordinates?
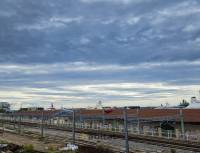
[60,108,76,145]
[56,108,79,152]
[124,107,129,153]
[179,109,185,139]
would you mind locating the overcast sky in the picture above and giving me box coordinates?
[0,0,200,109]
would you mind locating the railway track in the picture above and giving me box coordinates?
[3,129,130,153]
[128,137,200,152]
[1,119,200,152]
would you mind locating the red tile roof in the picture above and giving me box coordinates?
[16,110,60,117]
[80,109,200,123]
[14,108,200,123]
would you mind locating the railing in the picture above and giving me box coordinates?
[0,115,200,143]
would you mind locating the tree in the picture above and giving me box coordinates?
[179,99,189,107]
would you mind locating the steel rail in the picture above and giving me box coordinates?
[1,119,200,152]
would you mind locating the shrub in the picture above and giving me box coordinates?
[23,144,34,153]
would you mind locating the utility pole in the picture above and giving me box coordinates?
[124,107,129,153]
[18,115,22,135]
[102,109,105,127]
[180,109,185,139]
[79,109,82,122]
[137,108,140,134]
[72,109,75,145]
[0,113,4,135]
[14,115,16,129]
[41,111,44,138]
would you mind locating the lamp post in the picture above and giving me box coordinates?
[179,109,185,139]
[124,107,129,153]
[18,114,22,135]
[41,111,44,138]
[72,110,75,145]
[60,109,76,145]
[102,109,105,128]
[137,108,140,134]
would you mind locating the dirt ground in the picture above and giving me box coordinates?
[0,132,115,153]
[0,132,61,152]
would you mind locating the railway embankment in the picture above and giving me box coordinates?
[0,132,118,153]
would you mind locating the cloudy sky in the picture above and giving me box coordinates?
[0,0,200,109]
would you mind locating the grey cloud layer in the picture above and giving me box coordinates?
[0,0,200,64]
[0,0,200,108]
[0,61,200,108]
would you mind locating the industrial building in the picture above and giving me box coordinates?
[1,97,200,142]
[4,106,199,141]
